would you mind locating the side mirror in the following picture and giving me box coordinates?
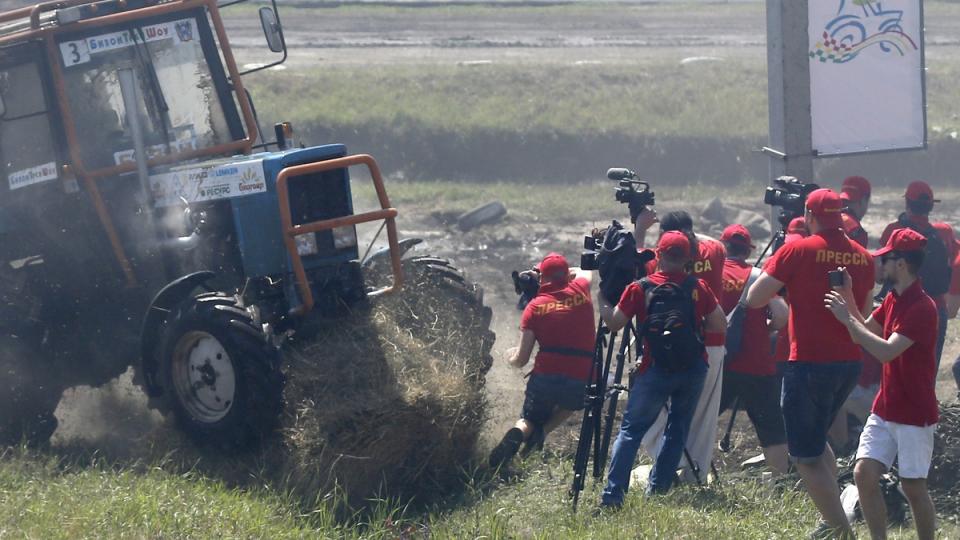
[259,7,284,53]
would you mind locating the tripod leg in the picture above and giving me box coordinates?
[598,324,634,476]
[592,330,619,479]
[570,321,608,511]
[719,397,739,453]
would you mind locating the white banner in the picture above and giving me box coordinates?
[809,0,925,156]
[150,158,267,207]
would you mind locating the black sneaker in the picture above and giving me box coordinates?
[489,427,524,469]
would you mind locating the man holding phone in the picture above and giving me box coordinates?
[745,188,874,539]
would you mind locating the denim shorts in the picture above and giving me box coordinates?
[522,373,587,427]
[780,361,861,462]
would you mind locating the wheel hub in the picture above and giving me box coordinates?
[171,331,236,423]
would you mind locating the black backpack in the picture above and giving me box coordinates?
[897,214,952,297]
[639,276,705,372]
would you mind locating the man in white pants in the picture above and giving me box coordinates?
[633,209,726,483]
[825,227,939,540]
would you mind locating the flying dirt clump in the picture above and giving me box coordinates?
[274,257,494,509]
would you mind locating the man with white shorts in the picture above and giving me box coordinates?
[825,227,940,540]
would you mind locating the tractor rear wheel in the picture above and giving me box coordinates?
[156,293,284,449]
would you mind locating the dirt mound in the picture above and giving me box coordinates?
[929,403,960,513]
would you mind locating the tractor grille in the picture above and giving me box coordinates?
[287,167,355,260]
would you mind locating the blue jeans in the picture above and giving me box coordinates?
[601,361,707,505]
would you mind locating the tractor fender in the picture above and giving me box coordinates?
[139,271,216,396]
[361,237,422,270]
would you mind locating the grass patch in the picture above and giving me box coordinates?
[247,52,960,146]
[0,449,317,538]
[248,62,770,139]
[1,448,957,537]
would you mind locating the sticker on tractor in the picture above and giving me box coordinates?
[150,159,267,207]
[113,139,198,166]
[59,18,197,68]
[8,161,58,191]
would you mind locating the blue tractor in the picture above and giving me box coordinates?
[0,0,493,447]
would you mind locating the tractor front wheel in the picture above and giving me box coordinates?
[157,293,284,449]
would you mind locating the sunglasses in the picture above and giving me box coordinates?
[881,254,903,264]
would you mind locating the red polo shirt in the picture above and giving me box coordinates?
[841,212,868,248]
[520,277,596,381]
[764,228,874,363]
[617,271,718,370]
[869,280,939,426]
[880,216,958,310]
[720,258,775,376]
[643,236,726,346]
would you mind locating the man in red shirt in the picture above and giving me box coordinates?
[825,228,939,540]
[878,181,956,374]
[839,175,871,248]
[489,253,595,468]
[598,231,726,505]
[633,210,727,484]
[717,225,789,474]
[746,188,874,538]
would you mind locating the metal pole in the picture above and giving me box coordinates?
[118,68,153,209]
[765,0,814,185]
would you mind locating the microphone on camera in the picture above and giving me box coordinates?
[607,168,636,181]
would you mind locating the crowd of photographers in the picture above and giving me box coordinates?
[492,174,956,540]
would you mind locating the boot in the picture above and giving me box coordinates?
[489,427,524,469]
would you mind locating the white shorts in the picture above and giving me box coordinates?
[855,413,936,479]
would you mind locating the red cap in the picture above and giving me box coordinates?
[720,224,755,249]
[904,181,940,203]
[787,217,808,236]
[536,252,569,283]
[840,175,871,202]
[805,188,844,228]
[657,230,692,258]
[873,228,927,257]
[784,217,808,245]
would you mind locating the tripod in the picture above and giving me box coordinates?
[570,319,635,511]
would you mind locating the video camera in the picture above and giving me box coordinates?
[763,176,819,228]
[511,269,540,310]
[607,168,655,223]
[581,221,655,304]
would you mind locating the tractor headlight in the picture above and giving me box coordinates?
[295,233,319,256]
[332,225,358,250]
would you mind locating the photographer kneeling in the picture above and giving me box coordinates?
[598,232,726,507]
[490,253,595,469]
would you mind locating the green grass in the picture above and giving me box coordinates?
[249,62,770,139]
[4,448,955,539]
[0,450,320,538]
[250,57,960,142]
